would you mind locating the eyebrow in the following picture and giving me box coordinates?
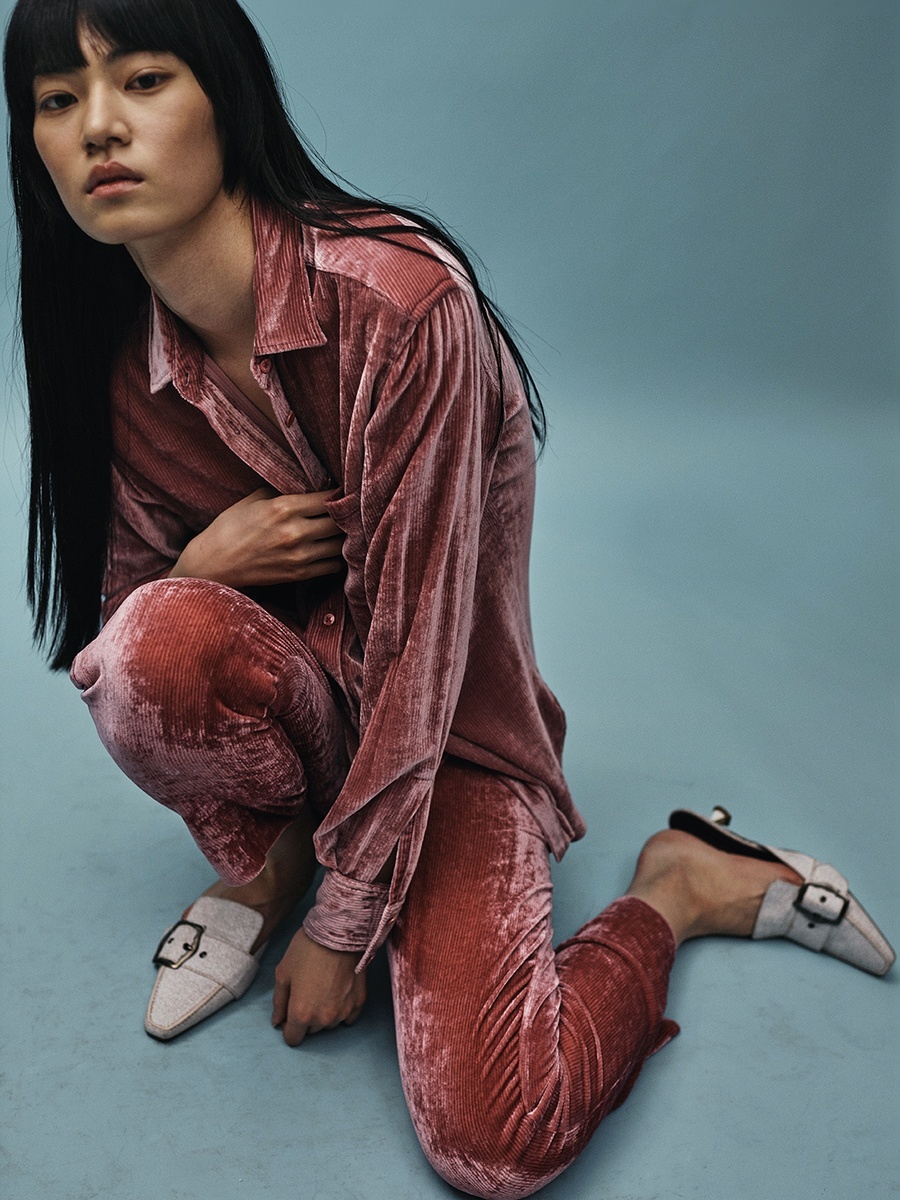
[34,46,163,80]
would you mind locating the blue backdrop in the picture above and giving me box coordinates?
[1,4,896,1200]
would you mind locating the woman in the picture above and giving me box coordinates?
[5,1,893,1196]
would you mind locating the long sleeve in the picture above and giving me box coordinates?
[98,200,581,968]
[101,463,185,624]
[303,284,503,967]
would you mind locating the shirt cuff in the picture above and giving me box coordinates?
[303,869,391,956]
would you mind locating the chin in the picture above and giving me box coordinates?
[81,225,135,247]
[62,206,137,245]
[72,210,162,247]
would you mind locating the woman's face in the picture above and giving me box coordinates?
[31,23,226,249]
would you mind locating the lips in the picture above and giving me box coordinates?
[86,161,144,193]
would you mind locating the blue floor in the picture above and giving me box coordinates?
[1,382,896,1199]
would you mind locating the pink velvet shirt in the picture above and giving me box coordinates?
[104,196,586,967]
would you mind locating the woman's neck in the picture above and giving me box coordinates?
[125,189,257,363]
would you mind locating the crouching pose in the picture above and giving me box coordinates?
[5,1,893,1196]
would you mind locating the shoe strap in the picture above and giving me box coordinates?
[753,858,850,951]
[187,896,265,950]
[153,897,265,998]
[155,929,260,997]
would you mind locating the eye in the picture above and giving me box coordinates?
[129,72,168,91]
[37,92,76,113]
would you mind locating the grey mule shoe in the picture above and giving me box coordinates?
[668,807,895,976]
[145,896,268,1040]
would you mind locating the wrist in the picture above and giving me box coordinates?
[168,540,197,579]
[169,538,226,584]
[300,926,364,964]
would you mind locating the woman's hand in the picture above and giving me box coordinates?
[169,486,345,587]
[272,927,366,1046]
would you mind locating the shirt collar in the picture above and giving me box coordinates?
[148,194,326,394]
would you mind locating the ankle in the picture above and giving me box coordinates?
[625,831,702,946]
[251,812,319,896]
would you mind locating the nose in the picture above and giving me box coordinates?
[81,83,131,153]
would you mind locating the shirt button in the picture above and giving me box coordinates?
[285,411,295,426]
[322,612,336,626]
[258,357,271,373]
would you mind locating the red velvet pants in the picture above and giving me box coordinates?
[72,578,678,1199]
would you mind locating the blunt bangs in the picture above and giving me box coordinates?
[6,0,205,106]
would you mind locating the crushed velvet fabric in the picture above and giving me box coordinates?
[67,195,682,1195]
[73,584,678,1199]
[392,760,678,1199]
[71,577,350,885]
[96,196,586,967]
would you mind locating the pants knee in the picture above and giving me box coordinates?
[410,1100,568,1200]
[73,577,254,696]
[421,1144,561,1200]
[71,578,346,816]
[70,577,285,762]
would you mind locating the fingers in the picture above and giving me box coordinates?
[243,486,332,508]
[281,1016,310,1047]
[278,1008,361,1046]
[293,556,345,581]
[272,978,290,1030]
[250,508,345,582]
[298,515,344,542]
[273,978,309,1046]
[259,497,344,551]
[256,490,341,520]
[271,928,366,1046]
[273,530,346,582]
[270,506,343,541]
[303,530,345,553]
[203,490,346,586]
[272,982,365,1046]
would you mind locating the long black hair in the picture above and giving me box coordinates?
[4,0,546,670]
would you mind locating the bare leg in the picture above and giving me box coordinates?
[626,828,803,946]
[183,805,320,954]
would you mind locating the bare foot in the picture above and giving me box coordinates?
[626,829,803,946]
[182,808,320,954]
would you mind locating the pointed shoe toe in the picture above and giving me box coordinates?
[753,874,894,976]
[668,808,895,977]
[145,896,267,1041]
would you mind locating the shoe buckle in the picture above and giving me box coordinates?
[153,920,205,969]
[794,882,849,925]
